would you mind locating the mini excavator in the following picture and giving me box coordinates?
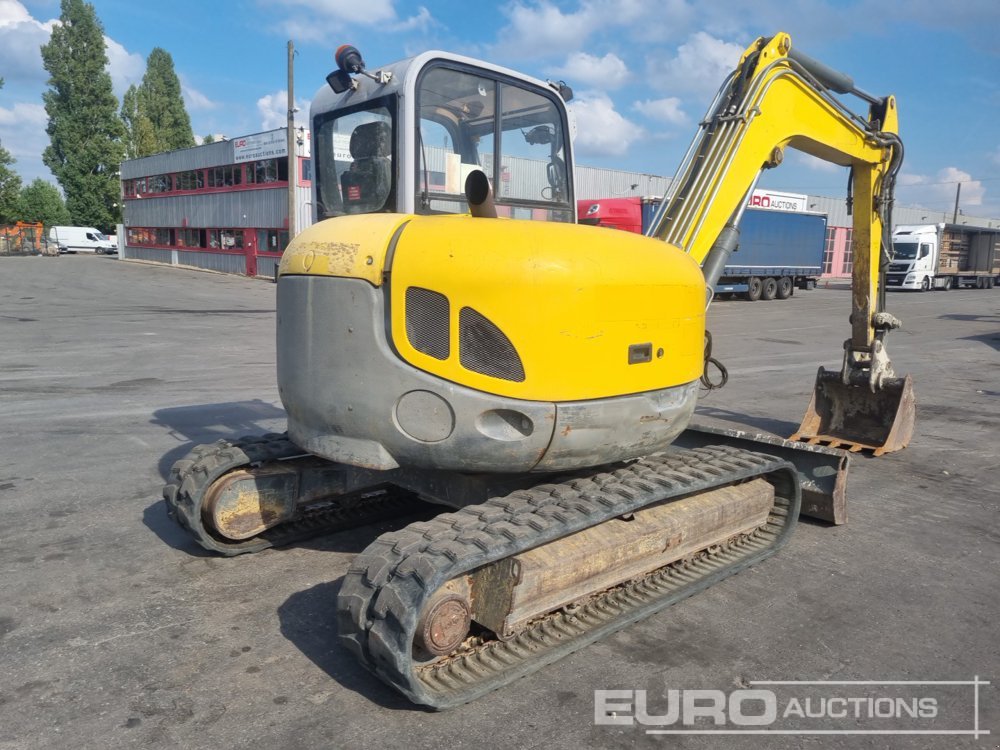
[165,33,914,708]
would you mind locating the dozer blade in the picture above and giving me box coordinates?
[791,367,915,457]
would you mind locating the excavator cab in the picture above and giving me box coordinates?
[311,45,575,222]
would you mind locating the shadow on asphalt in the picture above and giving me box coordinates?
[150,399,287,479]
[276,514,441,712]
[694,404,802,437]
[142,499,213,556]
[277,579,430,712]
[959,331,1000,352]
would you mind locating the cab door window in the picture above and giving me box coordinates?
[314,99,395,218]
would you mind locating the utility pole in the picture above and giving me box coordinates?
[287,40,297,242]
[952,181,961,224]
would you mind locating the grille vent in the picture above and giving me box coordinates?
[459,307,525,382]
[405,287,450,360]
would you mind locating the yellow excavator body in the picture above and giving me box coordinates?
[281,213,706,402]
[167,32,915,709]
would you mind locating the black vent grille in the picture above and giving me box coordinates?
[459,307,525,382]
[405,287,450,360]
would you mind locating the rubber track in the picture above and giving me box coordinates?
[337,445,799,709]
[164,433,417,556]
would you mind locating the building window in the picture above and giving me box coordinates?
[246,157,288,185]
[135,178,146,194]
[176,228,205,248]
[175,170,205,191]
[147,174,173,193]
[123,180,136,198]
[126,227,173,246]
[208,165,242,188]
[300,158,312,182]
[257,229,289,253]
[208,229,244,250]
[823,227,835,274]
[843,228,854,274]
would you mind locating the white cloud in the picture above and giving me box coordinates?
[0,100,46,129]
[549,52,629,90]
[568,91,643,157]
[632,97,687,126]
[389,6,435,32]
[897,167,986,210]
[257,90,307,131]
[0,100,50,181]
[0,0,33,25]
[272,0,432,39]
[645,31,744,98]
[104,36,145,99]
[495,2,600,58]
[0,1,57,83]
[274,0,396,25]
[181,78,217,111]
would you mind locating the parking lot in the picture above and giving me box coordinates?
[1,254,997,749]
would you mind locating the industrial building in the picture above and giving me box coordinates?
[119,128,998,281]
[119,128,311,279]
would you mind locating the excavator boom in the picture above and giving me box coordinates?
[648,32,913,454]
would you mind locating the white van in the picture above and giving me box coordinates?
[49,226,117,255]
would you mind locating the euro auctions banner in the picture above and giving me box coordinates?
[748,189,808,212]
[232,131,288,163]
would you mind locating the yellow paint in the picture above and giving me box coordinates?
[278,213,411,285]
[388,215,706,401]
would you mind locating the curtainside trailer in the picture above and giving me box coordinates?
[889,223,999,291]
[578,196,827,300]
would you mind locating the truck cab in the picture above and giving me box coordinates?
[888,224,938,290]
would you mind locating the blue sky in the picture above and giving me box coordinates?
[2,0,999,218]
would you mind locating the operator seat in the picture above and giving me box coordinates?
[341,120,392,213]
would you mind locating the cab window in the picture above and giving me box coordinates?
[416,65,572,221]
[314,98,395,218]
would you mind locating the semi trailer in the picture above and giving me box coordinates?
[579,196,826,300]
[889,223,1000,290]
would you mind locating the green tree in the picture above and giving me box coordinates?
[17,179,71,226]
[136,48,194,153]
[0,78,23,224]
[202,134,215,145]
[41,0,125,231]
[121,84,156,159]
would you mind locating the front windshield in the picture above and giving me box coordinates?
[891,242,918,260]
[314,99,394,219]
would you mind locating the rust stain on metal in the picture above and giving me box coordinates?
[415,593,471,656]
[203,469,297,541]
[296,241,362,269]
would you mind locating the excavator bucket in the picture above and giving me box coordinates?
[791,368,915,456]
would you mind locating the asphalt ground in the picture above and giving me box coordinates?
[1,254,997,749]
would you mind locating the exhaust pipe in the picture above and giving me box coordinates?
[465,169,497,219]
